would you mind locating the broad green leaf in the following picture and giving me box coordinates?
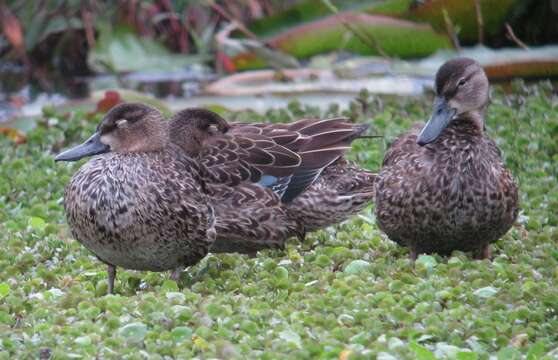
[28,216,46,230]
[344,260,371,275]
[457,352,478,360]
[0,283,9,299]
[74,336,91,346]
[278,328,302,348]
[409,342,437,360]
[473,286,499,298]
[89,25,205,73]
[119,322,148,343]
[526,341,546,360]
[416,255,437,270]
[162,280,179,292]
[170,326,193,342]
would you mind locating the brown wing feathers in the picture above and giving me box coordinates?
[280,118,369,201]
[169,108,368,201]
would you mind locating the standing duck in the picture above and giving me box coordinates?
[375,57,518,260]
[55,103,216,293]
[169,109,377,251]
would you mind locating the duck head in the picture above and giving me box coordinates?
[417,57,489,146]
[55,103,167,162]
[169,108,230,156]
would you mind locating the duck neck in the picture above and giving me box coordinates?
[141,120,170,152]
[450,108,485,137]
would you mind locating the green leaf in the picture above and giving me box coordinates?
[162,280,179,292]
[456,351,478,360]
[88,25,205,73]
[28,216,46,231]
[344,260,371,275]
[473,286,499,298]
[74,335,92,346]
[497,347,522,360]
[170,326,193,342]
[278,328,302,348]
[0,283,9,299]
[409,342,437,360]
[119,322,148,343]
[526,341,546,360]
[274,266,289,281]
[416,255,437,270]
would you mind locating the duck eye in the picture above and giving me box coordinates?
[116,119,128,128]
[207,124,219,134]
[457,78,467,87]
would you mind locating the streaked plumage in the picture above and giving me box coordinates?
[288,158,376,233]
[56,103,219,293]
[375,57,518,260]
[169,109,377,251]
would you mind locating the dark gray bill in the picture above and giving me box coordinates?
[55,132,110,162]
[417,96,457,146]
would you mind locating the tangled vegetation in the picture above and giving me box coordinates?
[0,82,557,358]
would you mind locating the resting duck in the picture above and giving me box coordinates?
[375,57,518,260]
[56,103,297,293]
[168,109,377,251]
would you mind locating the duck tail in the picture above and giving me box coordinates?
[350,123,383,141]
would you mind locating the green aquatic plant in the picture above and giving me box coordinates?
[0,82,557,358]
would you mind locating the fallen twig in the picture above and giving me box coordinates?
[505,23,529,50]
[473,0,484,44]
[442,8,461,50]
[208,1,260,42]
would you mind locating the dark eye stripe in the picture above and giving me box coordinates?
[444,72,475,98]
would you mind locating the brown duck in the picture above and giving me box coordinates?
[168,109,377,251]
[375,57,518,260]
[56,103,298,293]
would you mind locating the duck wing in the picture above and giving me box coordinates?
[197,116,369,201]
[267,117,369,202]
[198,130,301,197]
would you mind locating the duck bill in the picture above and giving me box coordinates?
[55,132,110,162]
[417,96,457,146]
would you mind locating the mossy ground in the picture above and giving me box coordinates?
[0,82,557,359]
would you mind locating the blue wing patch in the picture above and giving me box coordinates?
[259,175,292,197]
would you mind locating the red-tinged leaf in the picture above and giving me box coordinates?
[0,128,27,145]
[1,8,24,51]
[218,51,238,73]
[96,91,122,113]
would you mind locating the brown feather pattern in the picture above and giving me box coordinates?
[169,109,377,251]
[375,58,518,258]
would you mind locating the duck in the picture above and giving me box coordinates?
[374,57,518,260]
[55,103,218,293]
[56,103,301,293]
[168,108,377,251]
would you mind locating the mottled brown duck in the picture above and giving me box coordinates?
[375,57,518,260]
[168,109,377,252]
[56,103,298,293]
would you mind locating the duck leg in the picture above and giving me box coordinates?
[475,243,492,260]
[409,248,418,263]
[107,264,116,294]
[170,267,184,282]
[296,222,306,243]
